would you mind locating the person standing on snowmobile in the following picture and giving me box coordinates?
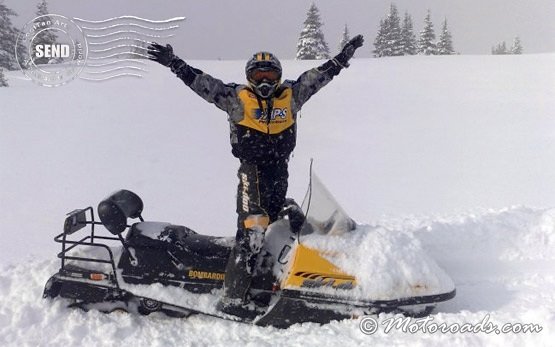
[147,35,364,317]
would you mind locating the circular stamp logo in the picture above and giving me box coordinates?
[16,14,88,87]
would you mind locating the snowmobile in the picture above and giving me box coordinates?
[43,168,456,328]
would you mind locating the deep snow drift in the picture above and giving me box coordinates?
[1,54,554,346]
[0,207,553,346]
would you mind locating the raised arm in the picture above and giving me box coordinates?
[148,43,239,113]
[291,35,364,109]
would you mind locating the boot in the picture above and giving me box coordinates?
[217,229,263,319]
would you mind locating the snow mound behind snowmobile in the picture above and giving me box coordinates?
[43,170,455,328]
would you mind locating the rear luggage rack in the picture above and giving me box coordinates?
[54,207,121,288]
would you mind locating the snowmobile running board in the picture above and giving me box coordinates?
[46,272,456,328]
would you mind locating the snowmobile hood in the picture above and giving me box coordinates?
[271,171,455,301]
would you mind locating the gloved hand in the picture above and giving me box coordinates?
[334,34,364,68]
[278,198,306,234]
[147,42,176,67]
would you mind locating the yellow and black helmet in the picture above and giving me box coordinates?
[245,52,282,98]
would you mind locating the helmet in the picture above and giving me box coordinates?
[245,52,282,99]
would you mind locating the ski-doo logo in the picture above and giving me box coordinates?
[241,172,250,212]
[301,278,355,290]
[188,270,225,281]
[295,271,356,290]
[254,108,288,122]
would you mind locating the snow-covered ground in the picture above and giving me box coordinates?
[1,54,554,346]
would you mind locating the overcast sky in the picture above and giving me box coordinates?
[5,0,555,59]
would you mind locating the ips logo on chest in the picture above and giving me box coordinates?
[254,108,288,121]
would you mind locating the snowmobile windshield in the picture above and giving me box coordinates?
[301,171,356,235]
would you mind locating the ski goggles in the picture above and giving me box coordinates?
[248,69,280,83]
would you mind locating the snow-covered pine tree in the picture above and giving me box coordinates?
[373,3,403,57]
[384,4,403,56]
[502,41,508,54]
[511,37,523,54]
[436,18,455,55]
[373,19,386,57]
[131,39,148,59]
[338,24,350,51]
[0,2,25,70]
[400,11,417,55]
[0,67,8,86]
[418,10,436,55]
[34,0,58,64]
[492,41,508,55]
[296,3,330,60]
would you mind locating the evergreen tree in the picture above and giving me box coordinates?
[34,0,58,64]
[373,19,386,57]
[0,2,25,70]
[501,41,508,54]
[373,3,403,57]
[418,10,436,55]
[130,39,146,59]
[0,67,8,86]
[383,4,403,56]
[492,39,523,55]
[338,24,350,51]
[296,3,330,60]
[436,18,455,55]
[492,41,508,55]
[400,11,417,55]
[511,36,523,54]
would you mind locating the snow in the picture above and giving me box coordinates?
[302,224,455,300]
[134,222,171,238]
[118,280,225,318]
[1,53,555,345]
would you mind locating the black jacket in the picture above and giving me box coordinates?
[169,58,344,165]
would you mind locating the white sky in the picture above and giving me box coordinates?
[4,0,555,58]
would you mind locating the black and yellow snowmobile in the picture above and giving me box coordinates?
[43,170,455,328]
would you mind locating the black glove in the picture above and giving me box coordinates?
[147,42,176,67]
[278,198,306,234]
[334,34,364,68]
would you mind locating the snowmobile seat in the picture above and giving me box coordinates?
[127,222,233,259]
[178,234,233,259]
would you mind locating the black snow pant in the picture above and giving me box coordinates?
[222,160,289,302]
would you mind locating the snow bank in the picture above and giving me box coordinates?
[372,206,555,266]
[1,207,553,347]
[2,52,555,346]
[418,207,555,262]
[302,224,455,300]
